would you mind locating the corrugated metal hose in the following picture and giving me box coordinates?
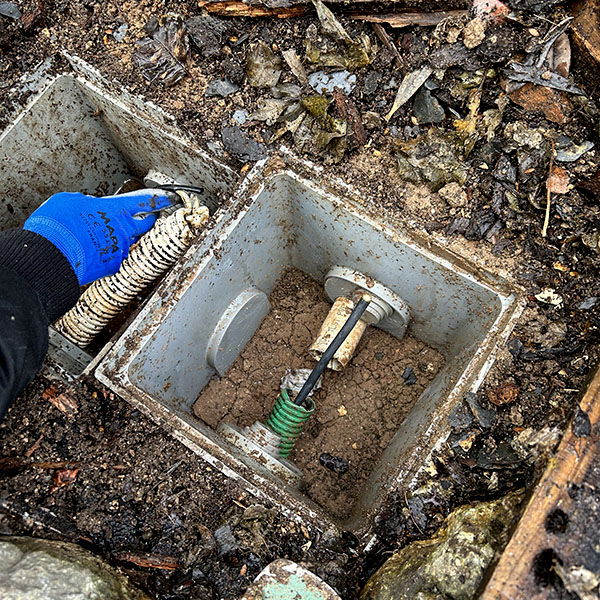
[55,192,209,347]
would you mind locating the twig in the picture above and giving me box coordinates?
[404,490,424,534]
[355,10,467,29]
[542,139,555,238]
[371,22,404,69]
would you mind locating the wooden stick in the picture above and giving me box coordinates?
[542,139,555,238]
[371,22,404,69]
[351,10,468,28]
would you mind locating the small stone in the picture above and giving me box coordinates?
[578,297,598,310]
[438,182,467,208]
[214,525,239,559]
[465,393,496,429]
[221,126,267,162]
[463,18,486,49]
[0,537,151,599]
[363,111,382,130]
[449,402,474,430]
[572,406,591,438]
[555,139,594,163]
[0,1,21,19]
[232,109,248,125]
[476,441,522,469]
[402,367,417,385]
[205,79,239,97]
[308,70,357,95]
[364,71,381,95]
[507,337,523,360]
[412,88,445,123]
[361,494,524,600]
[186,15,229,59]
[112,23,128,42]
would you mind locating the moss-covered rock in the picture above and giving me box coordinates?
[0,536,150,600]
[360,492,524,600]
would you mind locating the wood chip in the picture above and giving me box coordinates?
[332,88,367,146]
[197,0,306,18]
[24,434,44,458]
[571,0,600,65]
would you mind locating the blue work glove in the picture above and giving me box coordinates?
[24,190,172,285]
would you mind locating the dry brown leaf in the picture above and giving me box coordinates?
[488,382,519,406]
[49,467,79,493]
[547,165,570,194]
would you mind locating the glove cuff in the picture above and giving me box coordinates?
[0,229,80,322]
[24,215,87,283]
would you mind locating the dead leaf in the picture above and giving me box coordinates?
[133,15,189,87]
[43,385,79,415]
[509,83,571,124]
[386,65,433,121]
[488,382,519,406]
[246,41,282,88]
[50,467,79,493]
[282,48,308,85]
[552,33,571,78]
[311,0,352,44]
[547,165,570,194]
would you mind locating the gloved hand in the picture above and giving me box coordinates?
[24,189,173,285]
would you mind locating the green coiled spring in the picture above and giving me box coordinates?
[265,389,315,458]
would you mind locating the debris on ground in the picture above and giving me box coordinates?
[1,0,600,597]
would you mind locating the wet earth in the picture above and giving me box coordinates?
[1,0,600,598]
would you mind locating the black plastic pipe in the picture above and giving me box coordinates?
[155,183,206,195]
[293,295,371,407]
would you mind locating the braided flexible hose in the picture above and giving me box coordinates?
[55,203,209,347]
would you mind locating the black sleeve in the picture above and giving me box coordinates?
[0,229,80,419]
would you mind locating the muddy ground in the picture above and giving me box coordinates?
[195,268,444,521]
[1,0,600,598]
